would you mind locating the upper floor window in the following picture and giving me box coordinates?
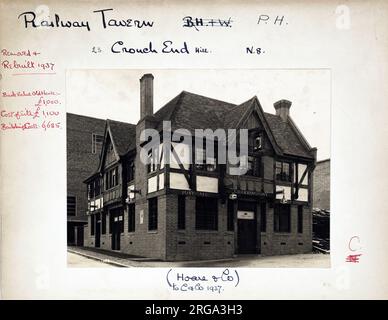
[126,161,135,182]
[195,147,217,172]
[239,155,261,177]
[92,133,104,154]
[147,149,158,173]
[248,132,263,153]
[249,134,263,152]
[67,196,76,216]
[105,167,118,190]
[88,178,101,199]
[276,161,292,182]
[254,135,263,151]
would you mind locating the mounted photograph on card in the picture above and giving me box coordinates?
[66,69,330,268]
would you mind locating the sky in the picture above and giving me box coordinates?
[66,69,330,160]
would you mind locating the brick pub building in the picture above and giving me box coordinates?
[82,74,317,261]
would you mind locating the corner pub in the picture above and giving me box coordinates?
[83,73,317,261]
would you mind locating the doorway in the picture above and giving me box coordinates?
[110,209,123,251]
[76,226,84,246]
[237,201,258,254]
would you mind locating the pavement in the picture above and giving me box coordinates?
[67,246,330,268]
[67,251,115,268]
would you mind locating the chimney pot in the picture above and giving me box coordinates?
[274,99,292,121]
[140,73,154,119]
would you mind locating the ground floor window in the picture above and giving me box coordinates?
[90,214,95,236]
[227,200,234,231]
[178,195,186,230]
[128,204,135,232]
[260,202,267,232]
[148,198,158,230]
[298,205,303,233]
[274,204,291,232]
[196,197,218,230]
[101,212,106,234]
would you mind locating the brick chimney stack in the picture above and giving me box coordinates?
[274,99,292,121]
[140,73,154,119]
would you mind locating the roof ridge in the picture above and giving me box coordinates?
[66,112,106,121]
[107,118,136,126]
[181,90,237,107]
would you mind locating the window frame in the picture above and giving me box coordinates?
[128,203,135,232]
[298,205,303,233]
[195,140,218,172]
[101,212,106,234]
[148,198,158,231]
[227,200,234,231]
[127,161,135,182]
[90,214,95,236]
[177,195,186,230]
[195,196,218,231]
[274,203,291,233]
[105,166,119,190]
[92,133,104,154]
[260,202,266,232]
[275,160,292,182]
[67,196,76,216]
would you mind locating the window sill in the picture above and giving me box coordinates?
[195,230,219,233]
[148,230,158,234]
[195,170,219,176]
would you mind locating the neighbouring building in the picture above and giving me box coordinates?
[83,74,317,261]
[313,159,330,210]
[312,159,330,252]
[67,113,105,246]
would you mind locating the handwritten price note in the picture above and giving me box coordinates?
[0,49,61,132]
[166,268,240,294]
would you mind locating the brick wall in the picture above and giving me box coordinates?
[67,113,105,220]
[261,204,312,256]
[313,159,330,210]
[165,195,234,261]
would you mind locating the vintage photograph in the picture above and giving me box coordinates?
[66,69,330,268]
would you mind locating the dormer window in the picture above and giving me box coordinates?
[254,135,263,151]
[92,133,104,154]
[248,132,263,152]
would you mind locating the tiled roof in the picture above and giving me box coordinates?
[264,113,312,158]
[80,91,314,159]
[107,119,136,156]
[152,91,313,159]
[154,91,236,132]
